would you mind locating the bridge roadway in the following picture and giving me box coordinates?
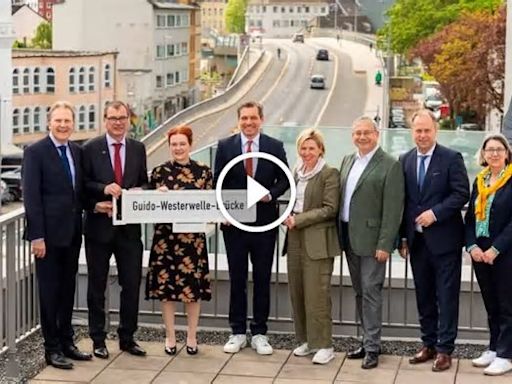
[147,38,379,170]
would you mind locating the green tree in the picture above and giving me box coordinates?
[225,0,246,33]
[31,21,52,49]
[377,0,503,54]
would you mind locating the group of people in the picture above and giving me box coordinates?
[23,99,512,377]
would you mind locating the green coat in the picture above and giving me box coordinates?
[338,147,404,256]
[288,164,341,260]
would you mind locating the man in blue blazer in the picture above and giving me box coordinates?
[82,101,148,359]
[23,101,92,369]
[213,101,289,355]
[399,109,469,372]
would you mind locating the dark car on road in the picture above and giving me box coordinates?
[316,49,329,61]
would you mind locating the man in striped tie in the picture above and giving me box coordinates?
[23,101,92,369]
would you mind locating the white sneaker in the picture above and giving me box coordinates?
[472,350,496,368]
[223,334,247,353]
[484,357,512,376]
[312,348,335,365]
[251,334,273,355]
[293,343,319,357]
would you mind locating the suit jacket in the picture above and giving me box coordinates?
[213,133,289,226]
[22,136,83,247]
[82,135,148,243]
[338,147,404,256]
[400,144,469,255]
[465,177,512,255]
[289,165,340,259]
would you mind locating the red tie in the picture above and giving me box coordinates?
[245,140,253,176]
[113,143,123,185]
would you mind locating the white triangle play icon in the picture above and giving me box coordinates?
[246,176,270,209]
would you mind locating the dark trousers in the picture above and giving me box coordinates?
[85,230,143,346]
[223,227,276,335]
[474,237,512,358]
[35,236,81,353]
[410,233,461,354]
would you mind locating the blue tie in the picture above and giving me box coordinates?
[58,145,73,185]
[418,155,428,191]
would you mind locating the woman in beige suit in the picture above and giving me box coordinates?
[283,128,340,365]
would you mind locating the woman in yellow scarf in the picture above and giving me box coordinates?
[465,133,512,376]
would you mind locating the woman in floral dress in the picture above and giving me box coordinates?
[145,125,212,355]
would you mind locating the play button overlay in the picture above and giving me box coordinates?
[246,176,269,209]
[215,152,296,233]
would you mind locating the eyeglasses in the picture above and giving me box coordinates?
[106,116,128,122]
[484,147,507,154]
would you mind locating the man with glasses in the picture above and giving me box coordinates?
[338,117,404,369]
[83,101,148,359]
[399,109,469,372]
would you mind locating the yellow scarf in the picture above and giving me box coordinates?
[475,164,512,221]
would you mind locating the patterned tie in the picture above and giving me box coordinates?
[113,143,123,185]
[58,145,73,185]
[245,140,253,176]
[418,155,428,191]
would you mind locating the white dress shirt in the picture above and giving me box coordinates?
[106,133,127,173]
[342,145,379,222]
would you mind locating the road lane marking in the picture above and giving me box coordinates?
[313,48,339,128]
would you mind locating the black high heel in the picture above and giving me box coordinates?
[165,345,177,355]
[186,345,198,355]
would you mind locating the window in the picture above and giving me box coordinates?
[176,15,181,27]
[88,105,96,129]
[78,106,86,130]
[281,6,285,12]
[46,67,55,92]
[12,69,19,94]
[182,69,188,82]
[78,67,85,92]
[305,6,310,13]
[181,42,188,55]
[167,14,175,27]
[289,6,293,13]
[167,44,174,57]
[175,43,180,56]
[166,73,174,87]
[321,7,326,13]
[23,107,30,133]
[23,68,30,93]
[273,6,278,12]
[156,75,163,88]
[33,67,40,93]
[88,66,95,91]
[104,64,111,88]
[182,15,189,26]
[273,20,280,27]
[175,71,180,84]
[12,108,19,134]
[69,67,76,92]
[156,44,165,58]
[297,7,302,13]
[33,106,41,132]
[156,15,166,27]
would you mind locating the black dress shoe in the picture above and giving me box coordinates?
[347,346,366,359]
[362,352,379,369]
[93,346,109,359]
[63,345,93,361]
[165,345,177,356]
[186,345,198,355]
[120,342,147,356]
[45,352,74,370]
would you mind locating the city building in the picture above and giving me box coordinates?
[11,0,39,10]
[53,0,201,129]
[246,0,329,38]
[38,0,55,21]
[12,4,46,45]
[200,0,227,35]
[11,49,117,146]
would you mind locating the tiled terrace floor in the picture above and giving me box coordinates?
[30,339,508,384]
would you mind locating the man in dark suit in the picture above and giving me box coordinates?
[399,109,469,372]
[214,101,289,355]
[82,101,148,358]
[23,101,92,369]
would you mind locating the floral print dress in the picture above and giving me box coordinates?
[145,160,212,303]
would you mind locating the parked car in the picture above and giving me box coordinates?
[1,167,22,201]
[292,33,304,43]
[310,74,326,89]
[424,95,443,110]
[458,123,482,131]
[316,49,329,61]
